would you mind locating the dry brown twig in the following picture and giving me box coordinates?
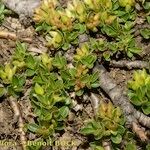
[0,30,33,43]
[134,109,150,128]
[102,140,112,150]
[110,60,150,70]
[90,93,100,115]
[8,96,26,150]
[132,122,148,141]
[93,62,149,141]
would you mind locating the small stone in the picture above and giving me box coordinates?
[79,34,89,43]
[68,112,75,122]
[11,23,18,30]
[73,104,83,112]
[28,133,36,140]
[70,92,75,98]
[135,3,142,11]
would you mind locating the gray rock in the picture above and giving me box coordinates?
[2,0,41,17]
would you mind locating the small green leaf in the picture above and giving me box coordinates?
[74,23,86,33]
[143,2,150,10]
[12,75,25,86]
[146,87,150,99]
[28,123,39,133]
[0,87,6,97]
[91,83,100,88]
[81,55,97,68]
[37,126,54,137]
[69,68,76,77]
[11,75,26,92]
[46,30,63,48]
[34,83,44,95]
[60,70,71,80]
[117,125,125,135]
[90,142,105,150]
[80,122,97,135]
[129,92,143,106]
[26,69,36,77]
[90,72,99,83]
[81,121,104,140]
[102,24,119,37]
[62,43,70,50]
[111,134,122,144]
[124,21,134,30]
[127,51,133,58]
[140,28,150,39]
[146,143,150,150]
[57,106,69,121]
[103,51,111,61]
[67,31,79,42]
[13,42,27,61]
[125,142,137,150]
[147,16,150,24]
[142,102,150,115]
[25,54,37,70]
[128,47,141,54]
[75,89,84,96]
[53,54,67,69]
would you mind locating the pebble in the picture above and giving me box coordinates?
[68,111,75,122]
[79,34,89,43]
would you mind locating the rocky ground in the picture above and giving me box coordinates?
[0,0,150,150]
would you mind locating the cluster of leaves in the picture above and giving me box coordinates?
[101,20,141,59]
[88,20,141,60]
[80,101,126,149]
[0,42,99,140]
[80,101,150,150]
[0,2,10,24]
[140,1,150,39]
[0,43,27,97]
[33,0,141,60]
[27,57,71,137]
[128,69,150,115]
[28,52,99,136]
[33,0,115,32]
[141,28,150,39]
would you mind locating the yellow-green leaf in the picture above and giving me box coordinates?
[34,83,44,95]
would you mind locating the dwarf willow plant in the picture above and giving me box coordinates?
[0,43,27,97]
[0,42,99,139]
[33,0,141,60]
[80,101,126,149]
[128,69,150,115]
